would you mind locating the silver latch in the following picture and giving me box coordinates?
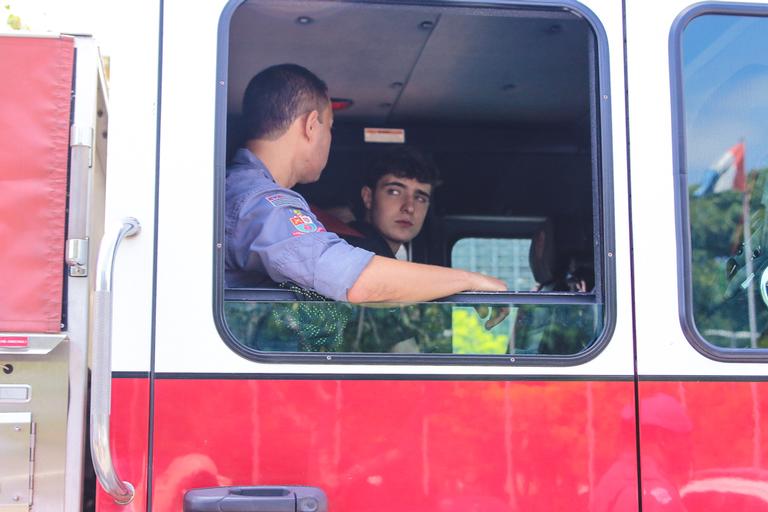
[66,238,89,277]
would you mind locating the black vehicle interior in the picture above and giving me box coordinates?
[226,0,598,290]
[221,0,605,357]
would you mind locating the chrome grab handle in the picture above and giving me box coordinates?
[90,217,140,505]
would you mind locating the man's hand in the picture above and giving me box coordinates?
[469,273,508,292]
[468,273,509,329]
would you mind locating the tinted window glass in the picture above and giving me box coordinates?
[683,14,768,349]
[225,301,602,355]
[220,0,607,359]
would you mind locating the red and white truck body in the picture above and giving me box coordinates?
[2,1,768,511]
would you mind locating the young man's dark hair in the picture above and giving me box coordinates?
[364,145,441,190]
[242,63,329,140]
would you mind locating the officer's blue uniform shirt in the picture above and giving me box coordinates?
[225,148,374,301]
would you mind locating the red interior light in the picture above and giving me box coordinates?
[331,98,354,111]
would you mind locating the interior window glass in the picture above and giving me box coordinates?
[220,0,607,359]
[451,238,535,292]
[683,14,768,349]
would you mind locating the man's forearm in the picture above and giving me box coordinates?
[347,256,506,303]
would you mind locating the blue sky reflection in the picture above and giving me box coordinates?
[683,14,768,181]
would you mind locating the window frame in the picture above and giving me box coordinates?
[213,0,617,366]
[671,2,768,361]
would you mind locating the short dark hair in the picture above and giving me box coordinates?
[242,63,329,140]
[364,146,441,189]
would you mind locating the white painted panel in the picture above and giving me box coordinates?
[627,0,768,376]
[104,2,161,373]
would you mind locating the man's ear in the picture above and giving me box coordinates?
[303,110,320,141]
[361,186,373,211]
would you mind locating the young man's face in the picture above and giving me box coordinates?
[362,173,432,253]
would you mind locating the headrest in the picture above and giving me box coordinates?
[529,220,556,287]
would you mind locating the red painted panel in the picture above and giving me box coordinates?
[151,379,635,511]
[96,377,151,512]
[0,36,73,333]
[638,382,768,512]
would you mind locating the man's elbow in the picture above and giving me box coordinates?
[346,281,372,304]
[347,274,390,303]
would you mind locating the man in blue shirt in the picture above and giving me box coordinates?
[226,63,506,303]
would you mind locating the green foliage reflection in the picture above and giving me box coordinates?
[689,168,768,348]
[224,301,602,355]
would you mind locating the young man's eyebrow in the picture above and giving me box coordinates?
[381,180,432,199]
[381,180,407,188]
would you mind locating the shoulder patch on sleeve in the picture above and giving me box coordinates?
[265,193,305,209]
[289,209,327,236]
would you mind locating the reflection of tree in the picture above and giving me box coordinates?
[225,301,601,355]
[690,168,768,348]
[452,308,508,354]
[513,304,600,355]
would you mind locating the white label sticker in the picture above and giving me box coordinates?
[364,127,405,144]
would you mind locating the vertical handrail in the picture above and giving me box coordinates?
[90,217,140,505]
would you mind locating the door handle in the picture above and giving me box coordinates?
[184,486,327,512]
[90,217,140,505]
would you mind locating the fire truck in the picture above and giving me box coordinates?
[2,0,768,511]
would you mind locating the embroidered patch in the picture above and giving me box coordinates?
[289,209,324,236]
[266,193,304,209]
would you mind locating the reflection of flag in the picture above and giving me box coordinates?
[695,142,746,196]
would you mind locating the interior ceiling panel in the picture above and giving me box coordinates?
[392,13,591,124]
[229,1,592,125]
[229,1,437,123]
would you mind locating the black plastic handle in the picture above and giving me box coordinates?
[183,486,327,512]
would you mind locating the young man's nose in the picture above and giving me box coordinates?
[401,197,415,213]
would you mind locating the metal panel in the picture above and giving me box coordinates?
[0,412,32,508]
[0,342,69,511]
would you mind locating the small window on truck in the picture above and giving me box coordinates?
[215,0,614,364]
[674,6,768,357]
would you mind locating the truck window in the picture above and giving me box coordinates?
[217,0,612,362]
[676,10,768,353]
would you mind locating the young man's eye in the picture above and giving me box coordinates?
[416,195,429,203]
[386,188,400,196]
